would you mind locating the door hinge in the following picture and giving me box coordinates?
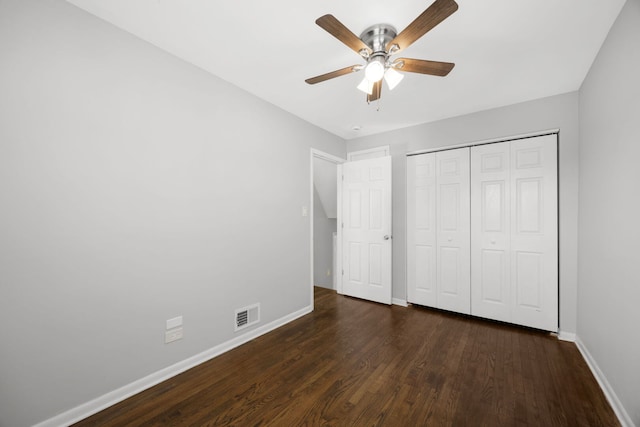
[342,174,344,181]
[341,222,344,228]
[342,269,344,275]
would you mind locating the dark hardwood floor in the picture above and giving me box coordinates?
[74,287,619,426]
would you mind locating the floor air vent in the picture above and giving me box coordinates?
[235,303,260,331]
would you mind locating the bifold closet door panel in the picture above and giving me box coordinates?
[407,154,437,307]
[436,148,471,314]
[470,134,558,331]
[471,142,511,322]
[510,135,558,331]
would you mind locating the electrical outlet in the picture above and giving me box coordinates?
[326,269,331,276]
[165,327,183,344]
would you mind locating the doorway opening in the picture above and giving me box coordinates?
[310,149,344,309]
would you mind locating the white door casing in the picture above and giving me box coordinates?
[407,154,437,306]
[347,146,390,162]
[341,156,392,305]
[435,148,471,314]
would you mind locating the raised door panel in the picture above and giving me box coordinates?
[471,143,511,322]
[436,148,470,314]
[406,154,437,307]
[367,185,384,291]
[514,251,543,309]
[344,174,365,292]
[510,135,558,331]
[348,242,362,284]
[440,247,461,295]
[368,243,383,287]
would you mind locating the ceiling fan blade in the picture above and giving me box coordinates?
[305,65,362,85]
[316,15,372,56]
[367,80,382,102]
[396,58,455,76]
[386,0,458,55]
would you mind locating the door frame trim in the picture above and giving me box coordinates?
[310,149,345,310]
[347,145,390,161]
[406,128,559,156]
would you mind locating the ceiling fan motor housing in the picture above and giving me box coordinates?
[360,24,397,55]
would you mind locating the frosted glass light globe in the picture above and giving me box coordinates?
[364,57,385,82]
[384,67,404,90]
[357,77,374,95]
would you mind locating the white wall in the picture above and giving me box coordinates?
[346,92,580,335]
[313,187,337,288]
[313,156,338,219]
[0,1,345,426]
[313,156,338,289]
[578,0,640,424]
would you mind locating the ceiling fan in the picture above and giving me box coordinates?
[305,0,458,103]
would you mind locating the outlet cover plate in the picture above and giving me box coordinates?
[166,316,183,330]
[165,327,183,344]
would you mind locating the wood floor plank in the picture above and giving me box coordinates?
[73,287,620,426]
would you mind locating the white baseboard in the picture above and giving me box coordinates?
[392,298,408,307]
[557,330,576,342]
[34,305,313,427]
[575,337,635,427]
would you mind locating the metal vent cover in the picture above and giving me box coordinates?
[236,310,248,328]
[234,303,260,331]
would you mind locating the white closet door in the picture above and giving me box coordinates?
[407,154,437,307]
[471,142,511,322]
[510,135,558,331]
[436,148,471,314]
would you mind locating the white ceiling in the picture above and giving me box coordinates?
[66,0,625,140]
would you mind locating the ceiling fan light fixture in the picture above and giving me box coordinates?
[384,67,404,90]
[306,1,459,102]
[364,56,385,82]
[357,77,374,95]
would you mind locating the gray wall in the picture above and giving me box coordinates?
[313,187,337,289]
[578,0,640,424]
[346,92,580,335]
[0,1,344,426]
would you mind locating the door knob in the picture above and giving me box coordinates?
[384,235,391,240]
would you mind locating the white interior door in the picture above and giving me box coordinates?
[407,154,437,306]
[436,148,471,314]
[510,135,558,331]
[471,142,511,322]
[341,156,392,305]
